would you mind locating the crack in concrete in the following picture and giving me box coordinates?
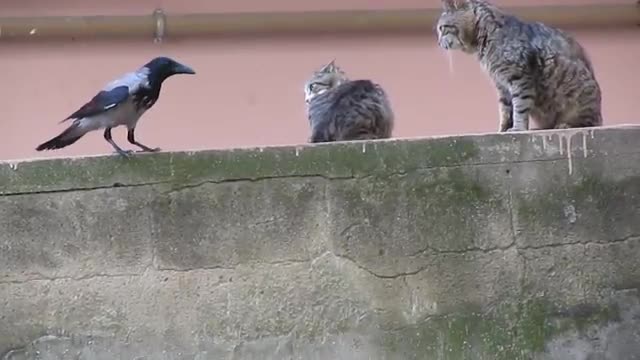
[162,174,355,195]
[0,181,169,197]
[0,271,142,285]
[2,236,637,285]
[4,149,638,197]
[613,286,640,293]
[518,234,640,251]
[333,234,640,279]
[406,218,640,257]
[518,249,528,301]
[263,258,312,266]
[407,243,514,258]
[582,242,588,303]
[155,265,237,272]
[506,171,518,249]
[332,252,429,279]
[153,257,315,273]
[339,222,363,237]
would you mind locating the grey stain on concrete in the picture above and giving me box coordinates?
[1,125,639,359]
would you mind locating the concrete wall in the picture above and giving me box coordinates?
[1,0,639,160]
[1,125,639,359]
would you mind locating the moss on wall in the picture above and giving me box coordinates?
[0,137,481,194]
[379,299,621,360]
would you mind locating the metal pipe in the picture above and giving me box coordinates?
[0,4,638,41]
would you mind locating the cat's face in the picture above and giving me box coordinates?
[436,0,476,53]
[304,60,348,104]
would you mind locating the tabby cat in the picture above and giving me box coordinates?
[436,0,602,132]
[304,60,394,142]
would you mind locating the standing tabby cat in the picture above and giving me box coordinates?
[304,60,394,142]
[436,0,602,132]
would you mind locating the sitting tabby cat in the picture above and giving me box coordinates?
[436,0,602,132]
[304,60,394,142]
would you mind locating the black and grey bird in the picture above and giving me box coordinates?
[36,56,196,157]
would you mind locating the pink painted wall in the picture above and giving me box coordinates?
[1,0,631,16]
[1,0,638,160]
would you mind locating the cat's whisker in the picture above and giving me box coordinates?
[443,51,456,75]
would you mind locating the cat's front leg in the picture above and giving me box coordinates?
[309,122,332,143]
[497,85,513,132]
[507,84,534,132]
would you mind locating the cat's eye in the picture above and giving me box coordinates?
[439,25,456,34]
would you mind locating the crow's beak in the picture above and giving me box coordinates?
[173,62,196,75]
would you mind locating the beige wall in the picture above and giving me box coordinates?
[1,0,638,160]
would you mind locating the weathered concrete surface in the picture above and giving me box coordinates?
[0,125,639,359]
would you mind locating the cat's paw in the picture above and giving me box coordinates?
[505,127,526,132]
[498,120,513,132]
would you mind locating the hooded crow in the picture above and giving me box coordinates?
[36,56,196,157]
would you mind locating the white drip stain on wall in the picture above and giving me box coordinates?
[536,129,595,175]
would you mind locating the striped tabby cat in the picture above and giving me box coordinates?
[304,60,394,142]
[436,0,602,132]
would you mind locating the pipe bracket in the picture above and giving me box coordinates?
[153,8,166,43]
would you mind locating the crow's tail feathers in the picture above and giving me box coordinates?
[36,122,87,151]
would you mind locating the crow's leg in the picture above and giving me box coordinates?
[127,128,161,153]
[104,128,133,157]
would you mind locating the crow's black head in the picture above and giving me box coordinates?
[143,56,196,85]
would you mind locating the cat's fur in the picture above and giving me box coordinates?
[304,60,394,142]
[436,0,602,132]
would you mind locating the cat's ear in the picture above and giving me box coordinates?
[441,0,457,10]
[320,59,337,73]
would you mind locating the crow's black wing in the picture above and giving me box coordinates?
[61,85,130,122]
